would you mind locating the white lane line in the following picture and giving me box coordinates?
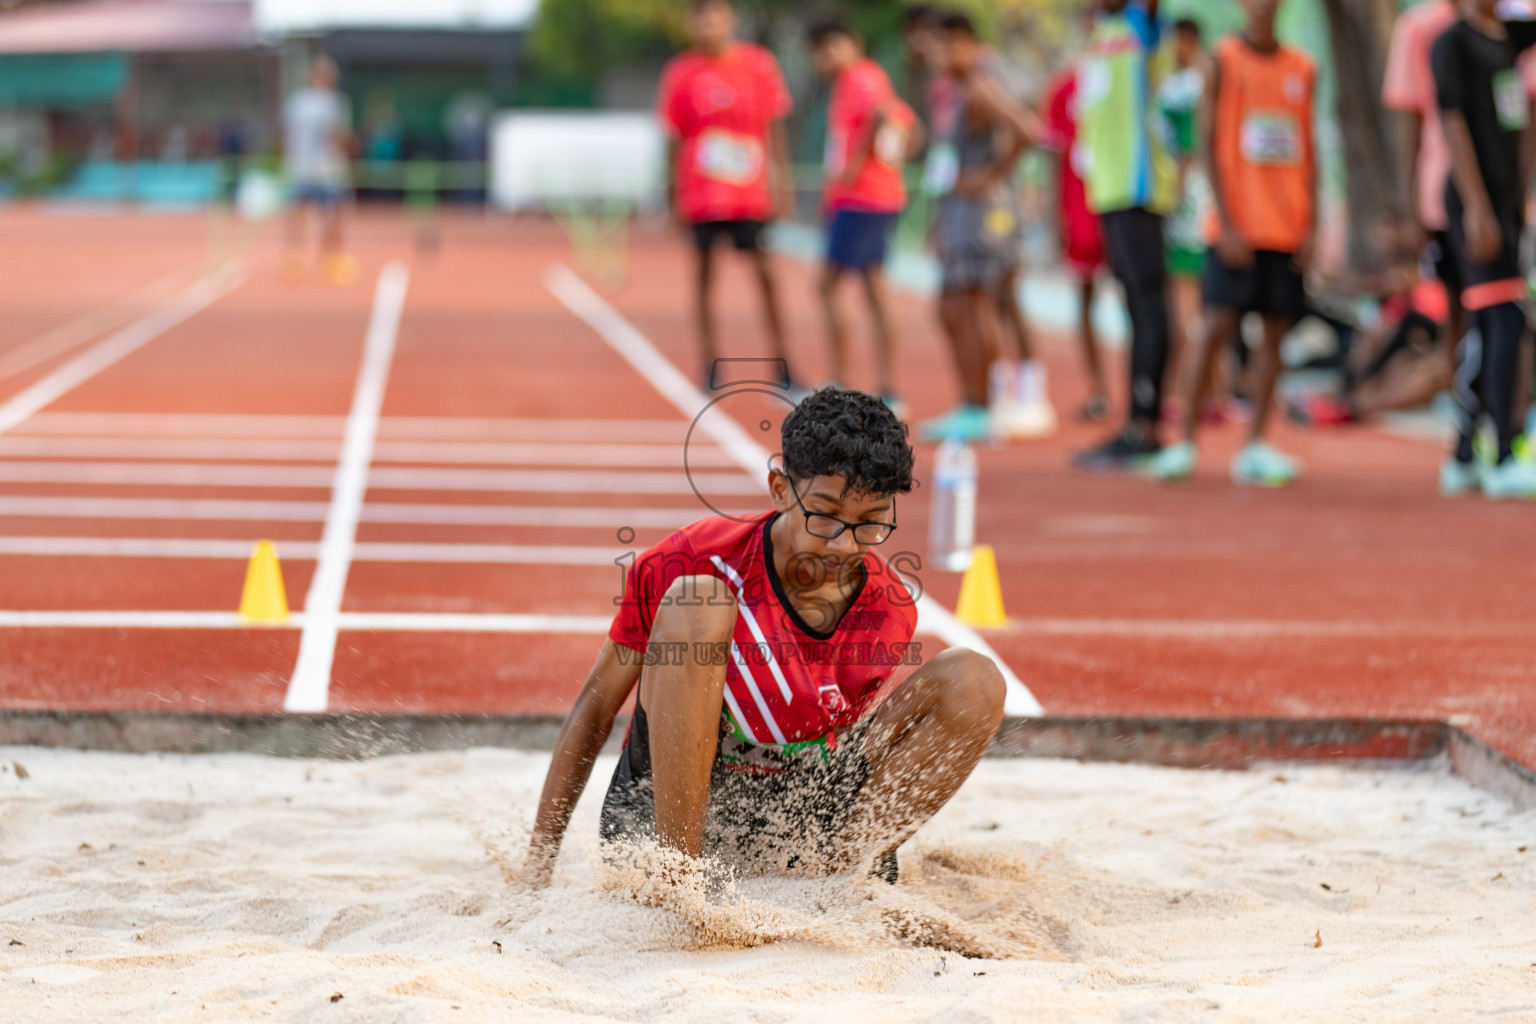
[18,412,692,442]
[0,537,651,564]
[0,610,611,633]
[0,608,1518,639]
[0,268,195,384]
[0,271,243,437]
[0,436,730,467]
[0,495,703,528]
[544,265,776,483]
[0,437,342,461]
[286,261,409,713]
[0,537,297,558]
[0,460,760,494]
[544,263,1044,716]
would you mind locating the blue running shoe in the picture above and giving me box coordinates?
[1482,458,1536,501]
[1230,441,1300,487]
[1148,440,1197,482]
[919,403,993,443]
[1439,457,1482,497]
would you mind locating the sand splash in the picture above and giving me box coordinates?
[2,748,1533,1022]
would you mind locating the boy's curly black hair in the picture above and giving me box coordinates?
[780,387,915,497]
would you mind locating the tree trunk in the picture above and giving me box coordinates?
[1319,0,1401,273]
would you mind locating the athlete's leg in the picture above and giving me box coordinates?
[694,234,720,376]
[751,247,792,375]
[993,270,1033,361]
[1078,275,1108,408]
[1103,209,1170,430]
[835,647,1005,867]
[821,263,850,386]
[1477,301,1525,462]
[939,288,991,407]
[1181,305,1241,443]
[862,265,898,398]
[636,576,737,859]
[1249,313,1293,443]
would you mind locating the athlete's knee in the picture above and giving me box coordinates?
[650,575,737,645]
[926,647,1006,721]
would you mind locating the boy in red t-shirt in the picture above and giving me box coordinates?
[657,0,799,390]
[808,17,922,416]
[525,389,1005,885]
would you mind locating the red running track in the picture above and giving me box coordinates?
[0,208,1532,771]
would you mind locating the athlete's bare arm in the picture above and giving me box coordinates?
[526,640,642,885]
[1297,78,1319,272]
[1202,53,1250,268]
[837,108,886,188]
[769,119,795,219]
[1395,110,1425,253]
[1442,110,1502,263]
[954,75,1035,196]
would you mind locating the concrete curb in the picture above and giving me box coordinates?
[0,711,1530,810]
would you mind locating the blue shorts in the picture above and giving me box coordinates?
[291,182,346,208]
[826,209,898,272]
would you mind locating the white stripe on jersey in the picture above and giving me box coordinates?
[720,683,762,746]
[729,641,789,745]
[709,554,794,704]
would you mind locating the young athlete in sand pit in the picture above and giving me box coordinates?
[525,388,1005,886]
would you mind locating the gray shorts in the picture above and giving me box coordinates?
[936,194,1021,292]
[600,701,875,875]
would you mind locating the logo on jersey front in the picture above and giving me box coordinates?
[817,677,850,716]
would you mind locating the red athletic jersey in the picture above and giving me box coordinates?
[658,43,793,223]
[609,512,919,769]
[825,58,912,213]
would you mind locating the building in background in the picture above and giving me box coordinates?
[0,0,540,203]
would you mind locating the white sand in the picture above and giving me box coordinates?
[1,746,1533,1023]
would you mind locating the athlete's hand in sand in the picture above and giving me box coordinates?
[1217,227,1253,270]
[1464,201,1502,264]
[522,842,557,889]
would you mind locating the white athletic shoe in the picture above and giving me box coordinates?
[995,400,1059,440]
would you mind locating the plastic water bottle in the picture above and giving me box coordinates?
[930,439,977,572]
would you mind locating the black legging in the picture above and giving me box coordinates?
[1453,302,1526,464]
[1100,208,1171,425]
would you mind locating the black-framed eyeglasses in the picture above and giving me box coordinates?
[787,477,897,545]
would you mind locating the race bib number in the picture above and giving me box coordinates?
[696,128,764,185]
[1078,60,1111,107]
[1070,140,1092,178]
[1239,112,1300,165]
[874,121,909,167]
[1494,69,1529,132]
[923,142,959,195]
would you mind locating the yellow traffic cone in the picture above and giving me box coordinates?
[239,540,289,623]
[954,544,1006,628]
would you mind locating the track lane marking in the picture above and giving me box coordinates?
[0,461,760,493]
[285,262,409,713]
[0,268,198,385]
[543,263,1044,716]
[18,412,694,442]
[0,609,1512,639]
[0,271,243,437]
[0,435,734,467]
[0,496,702,528]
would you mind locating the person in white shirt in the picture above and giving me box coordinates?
[283,57,356,284]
